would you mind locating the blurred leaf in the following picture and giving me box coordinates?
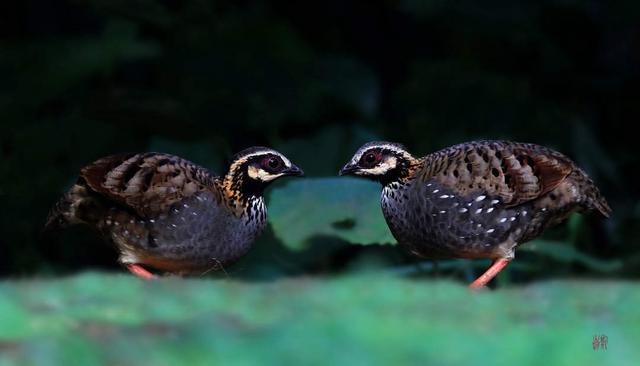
[521,240,623,272]
[268,178,397,250]
[1,273,639,365]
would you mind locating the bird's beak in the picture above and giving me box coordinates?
[339,163,358,176]
[285,164,304,177]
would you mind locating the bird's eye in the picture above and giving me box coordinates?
[268,158,280,168]
[262,156,283,171]
[360,151,382,167]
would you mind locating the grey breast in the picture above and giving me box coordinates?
[382,179,536,258]
[143,191,266,265]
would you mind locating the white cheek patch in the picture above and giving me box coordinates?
[247,166,284,182]
[359,156,397,176]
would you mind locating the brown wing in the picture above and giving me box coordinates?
[418,141,574,206]
[80,153,220,217]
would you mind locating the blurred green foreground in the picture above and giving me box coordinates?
[1,273,637,366]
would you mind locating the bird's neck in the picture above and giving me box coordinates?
[379,156,422,187]
[217,169,265,217]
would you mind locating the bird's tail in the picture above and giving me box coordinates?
[589,191,612,218]
[43,183,90,233]
[572,169,612,218]
[44,193,73,233]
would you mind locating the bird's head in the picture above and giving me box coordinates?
[224,147,303,196]
[339,141,418,185]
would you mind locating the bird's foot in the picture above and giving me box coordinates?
[468,258,510,289]
[125,263,157,280]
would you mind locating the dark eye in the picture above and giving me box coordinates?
[262,156,283,171]
[364,153,377,163]
[360,151,382,167]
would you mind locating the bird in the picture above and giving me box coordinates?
[339,140,611,288]
[46,147,303,279]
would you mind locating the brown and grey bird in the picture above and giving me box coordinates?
[46,147,303,279]
[340,140,611,288]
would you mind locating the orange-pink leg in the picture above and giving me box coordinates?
[469,258,510,289]
[125,264,156,280]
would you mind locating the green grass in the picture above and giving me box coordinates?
[1,273,637,365]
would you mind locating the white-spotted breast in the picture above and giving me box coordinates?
[340,140,611,287]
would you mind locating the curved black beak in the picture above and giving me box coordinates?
[339,163,358,176]
[285,164,304,177]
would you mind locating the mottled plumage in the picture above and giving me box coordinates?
[46,148,303,278]
[341,140,610,287]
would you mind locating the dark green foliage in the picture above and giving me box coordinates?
[1,273,638,365]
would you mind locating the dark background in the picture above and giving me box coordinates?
[2,0,638,281]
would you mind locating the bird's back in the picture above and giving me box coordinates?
[46,153,265,273]
[381,140,610,259]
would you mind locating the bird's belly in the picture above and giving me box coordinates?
[382,181,539,259]
[107,194,266,273]
[146,217,257,269]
